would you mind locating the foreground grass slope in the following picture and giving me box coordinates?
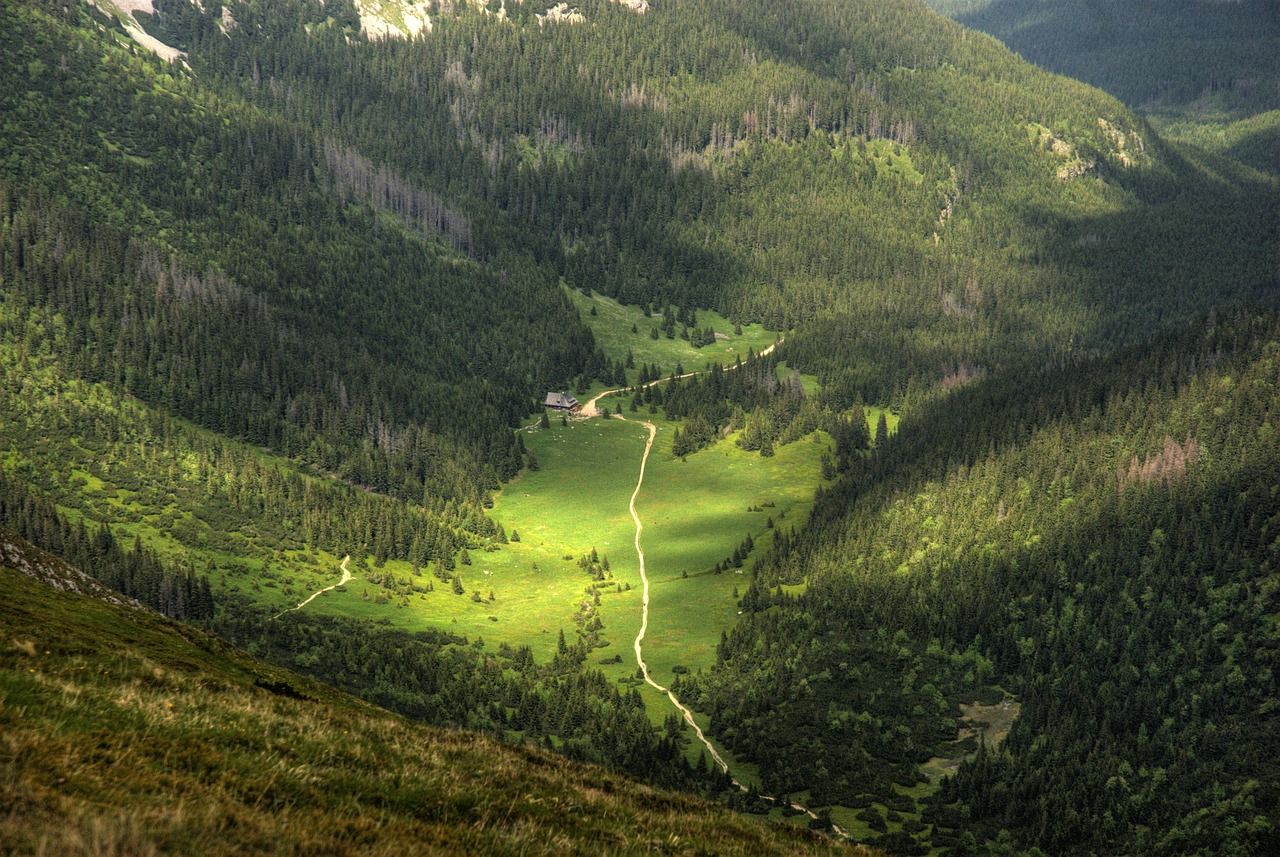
[0,536,866,856]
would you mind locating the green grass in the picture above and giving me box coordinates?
[0,546,870,856]
[866,404,900,440]
[309,417,653,661]
[634,425,830,697]
[567,286,780,388]
[776,361,822,396]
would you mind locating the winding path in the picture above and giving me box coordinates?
[272,554,353,620]
[622,415,735,775]
[608,343,846,837]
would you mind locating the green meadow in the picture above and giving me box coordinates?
[566,286,780,388]
[1,299,834,788]
[355,411,830,685]
[631,423,830,691]
[300,417,649,661]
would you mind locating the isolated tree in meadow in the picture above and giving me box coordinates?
[875,411,889,446]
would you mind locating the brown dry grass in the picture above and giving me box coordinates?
[1,557,871,856]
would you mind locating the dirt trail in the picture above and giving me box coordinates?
[581,339,782,418]
[272,555,352,620]
[612,357,846,837]
[622,415,735,775]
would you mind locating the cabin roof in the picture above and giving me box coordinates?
[544,391,579,409]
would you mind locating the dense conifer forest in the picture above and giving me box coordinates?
[692,310,1280,854]
[1,0,1276,853]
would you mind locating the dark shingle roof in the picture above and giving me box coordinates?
[544,391,579,409]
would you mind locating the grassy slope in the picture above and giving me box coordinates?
[0,538,871,856]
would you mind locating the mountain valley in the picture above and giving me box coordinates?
[1,0,1276,853]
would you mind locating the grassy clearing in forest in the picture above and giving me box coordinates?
[921,698,1021,785]
[632,423,830,698]
[566,286,780,387]
[305,417,648,661]
[369,412,829,687]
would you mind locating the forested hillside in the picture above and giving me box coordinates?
[147,0,1274,403]
[922,0,1280,181]
[924,0,1280,117]
[2,0,608,514]
[1,0,1277,853]
[689,309,1280,854]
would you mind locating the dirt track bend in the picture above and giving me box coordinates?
[272,554,353,620]
[580,339,781,418]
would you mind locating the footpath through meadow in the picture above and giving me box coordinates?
[601,340,846,836]
[272,554,353,620]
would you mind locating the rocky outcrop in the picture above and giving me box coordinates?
[538,3,585,25]
[356,0,433,40]
[1,527,140,610]
[84,0,186,62]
